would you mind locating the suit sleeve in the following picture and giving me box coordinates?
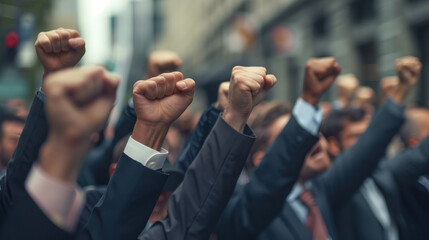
[78,153,168,240]
[0,91,48,225]
[216,116,319,240]
[141,116,256,240]
[317,98,405,207]
[381,135,429,185]
[175,105,222,174]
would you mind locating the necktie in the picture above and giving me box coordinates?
[299,189,328,240]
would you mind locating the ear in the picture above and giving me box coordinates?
[252,151,266,167]
[407,137,419,148]
[327,137,341,157]
[109,163,117,178]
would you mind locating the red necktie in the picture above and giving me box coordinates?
[299,189,329,240]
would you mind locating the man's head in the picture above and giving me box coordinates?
[247,100,332,182]
[321,107,369,157]
[299,135,331,181]
[0,113,25,169]
[400,108,429,148]
[246,101,292,172]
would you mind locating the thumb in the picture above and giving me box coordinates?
[263,74,277,91]
[176,78,196,92]
[69,38,85,50]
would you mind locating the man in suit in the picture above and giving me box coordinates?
[0,29,277,239]
[0,28,181,239]
[321,57,425,240]
[330,98,429,239]
[0,112,25,178]
[216,56,417,240]
[78,50,183,187]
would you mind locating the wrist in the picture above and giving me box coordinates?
[301,93,320,107]
[38,135,88,183]
[223,108,247,133]
[132,120,169,151]
[389,84,412,105]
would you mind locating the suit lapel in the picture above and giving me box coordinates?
[279,203,312,240]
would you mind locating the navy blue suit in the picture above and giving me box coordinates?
[216,99,405,240]
[335,136,429,240]
[0,92,168,240]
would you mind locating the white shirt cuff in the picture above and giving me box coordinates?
[292,98,323,136]
[123,136,168,170]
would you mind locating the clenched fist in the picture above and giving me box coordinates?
[223,66,277,132]
[41,66,119,182]
[395,56,422,86]
[214,81,230,110]
[146,51,182,79]
[388,56,422,104]
[302,57,341,106]
[35,28,85,77]
[132,72,195,150]
[44,67,119,143]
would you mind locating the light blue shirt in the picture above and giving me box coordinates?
[288,99,330,239]
[292,98,323,136]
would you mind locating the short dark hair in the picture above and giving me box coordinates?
[321,108,366,140]
[246,101,292,173]
[0,112,25,139]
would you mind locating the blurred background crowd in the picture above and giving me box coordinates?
[2,0,429,115]
[1,1,429,239]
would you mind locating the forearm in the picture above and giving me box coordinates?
[217,117,319,239]
[143,117,255,240]
[176,104,221,174]
[321,97,405,206]
[385,135,429,184]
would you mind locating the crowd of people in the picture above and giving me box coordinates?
[0,27,428,240]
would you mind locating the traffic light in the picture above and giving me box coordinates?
[5,31,19,62]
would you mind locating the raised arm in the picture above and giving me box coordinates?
[0,28,85,223]
[319,56,422,207]
[382,135,429,185]
[216,57,340,239]
[175,82,227,174]
[142,66,276,240]
[0,67,119,240]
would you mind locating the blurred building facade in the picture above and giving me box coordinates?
[156,0,429,106]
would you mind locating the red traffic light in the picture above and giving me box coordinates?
[5,31,19,48]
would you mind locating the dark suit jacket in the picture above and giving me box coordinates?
[335,136,429,240]
[216,98,405,240]
[141,117,255,240]
[79,104,222,230]
[0,104,255,240]
[0,91,48,226]
[0,91,168,240]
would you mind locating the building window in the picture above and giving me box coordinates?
[356,41,378,88]
[312,15,328,37]
[350,0,377,24]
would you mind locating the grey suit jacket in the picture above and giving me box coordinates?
[142,116,256,240]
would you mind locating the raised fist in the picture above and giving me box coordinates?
[35,28,85,76]
[223,66,277,132]
[395,56,422,86]
[214,81,230,110]
[302,57,341,106]
[146,51,182,79]
[44,66,119,145]
[133,72,195,126]
[336,74,359,98]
